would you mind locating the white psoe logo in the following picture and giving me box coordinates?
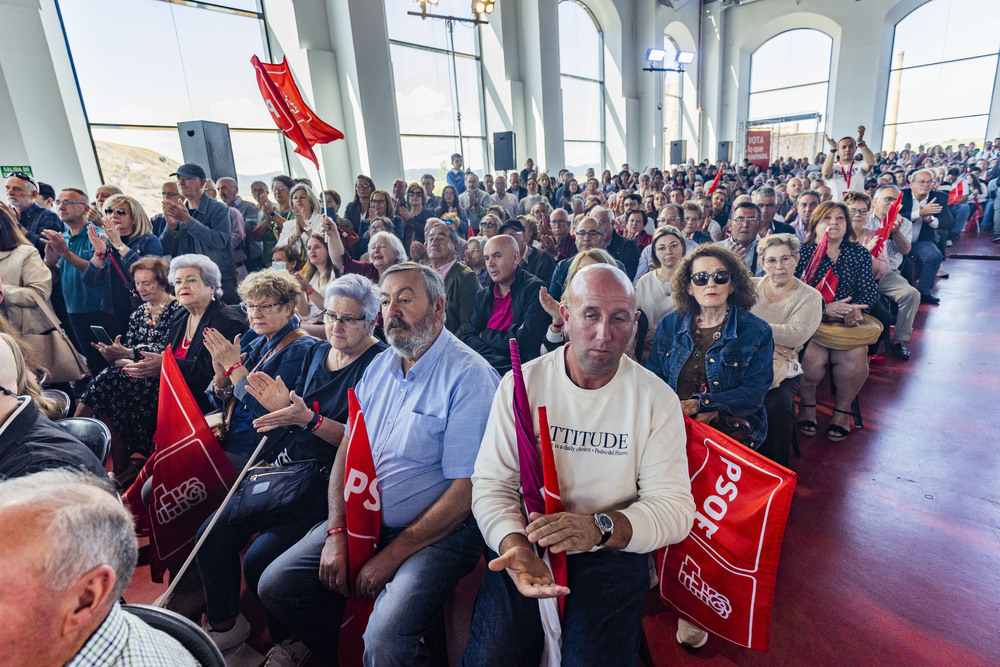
[678,555,732,619]
[154,478,208,524]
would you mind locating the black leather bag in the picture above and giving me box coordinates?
[228,459,326,524]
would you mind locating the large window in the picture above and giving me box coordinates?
[57,0,284,214]
[882,0,1000,151]
[386,0,488,186]
[661,37,682,166]
[747,29,831,161]
[559,1,604,174]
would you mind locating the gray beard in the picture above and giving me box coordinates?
[385,309,438,360]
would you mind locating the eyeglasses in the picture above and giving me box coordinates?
[848,208,869,216]
[577,230,605,239]
[690,270,731,286]
[273,186,289,193]
[356,183,372,190]
[480,222,497,228]
[54,199,88,207]
[161,191,181,199]
[321,311,366,326]
[240,302,283,314]
[762,255,796,267]
[105,207,128,216]
[732,217,758,225]
[660,216,682,224]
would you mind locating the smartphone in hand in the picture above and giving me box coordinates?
[91,325,114,345]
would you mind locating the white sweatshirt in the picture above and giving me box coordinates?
[472,347,695,554]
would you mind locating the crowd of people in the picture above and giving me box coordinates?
[0,125,991,665]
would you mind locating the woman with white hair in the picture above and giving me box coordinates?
[322,216,408,284]
[121,254,245,415]
[196,274,386,658]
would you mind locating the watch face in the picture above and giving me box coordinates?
[596,513,613,533]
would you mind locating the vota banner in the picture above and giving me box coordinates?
[746,130,771,168]
[659,417,797,651]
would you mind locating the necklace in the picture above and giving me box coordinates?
[695,307,730,341]
[144,298,171,327]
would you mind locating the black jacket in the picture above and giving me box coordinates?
[0,397,107,481]
[461,266,548,374]
[166,299,247,413]
[606,231,640,280]
[900,189,953,244]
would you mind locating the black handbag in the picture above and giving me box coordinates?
[228,459,327,524]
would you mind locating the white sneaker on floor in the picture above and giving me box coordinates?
[937,266,949,278]
[676,618,709,649]
[264,639,312,667]
[205,614,251,652]
[946,239,953,247]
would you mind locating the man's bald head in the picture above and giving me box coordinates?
[565,263,635,310]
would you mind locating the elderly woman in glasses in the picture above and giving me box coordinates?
[196,274,386,655]
[646,245,774,449]
[122,255,246,415]
[203,268,316,467]
[83,194,163,337]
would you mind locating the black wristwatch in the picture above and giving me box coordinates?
[594,512,614,546]
[300,411,320,432]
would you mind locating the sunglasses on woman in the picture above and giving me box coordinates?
[690,270,731,287]
[105,208,128,216]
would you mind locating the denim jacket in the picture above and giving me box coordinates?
[646,306,774,448]
[81,233,163,314]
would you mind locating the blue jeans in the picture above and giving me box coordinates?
[950,203,969,237]
[460,548,650,667]
[195,495,325,632]
[911,240,942,296]
[258,514,484,666]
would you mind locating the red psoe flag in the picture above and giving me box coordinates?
[801,229,829,285]
[869,191,902,258]
[339,388,381,666]
[816,267,839,304]
[659,417,797,652]
[251,55,344,168]
[948,179,963,205]
[121,346,237,582]
[706,168,723,195]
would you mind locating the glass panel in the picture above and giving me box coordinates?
[558,1,601,80]
[563,141,602,175]
[385,0,477,55]
[882,116,989,153]
[892,0,1000,70]
[561,77,602,141]
[390,44,483,137]
[91,127,184,216]
[889,56,997,125]
[400,135,486,183]
[749,29,832,92]
[748,82,828,123]
[202,0,260,11]
[58,0,272,128]
[230,131,285,185]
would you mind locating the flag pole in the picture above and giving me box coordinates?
[153,435,270,608]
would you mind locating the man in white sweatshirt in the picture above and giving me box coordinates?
[462,264,695,666]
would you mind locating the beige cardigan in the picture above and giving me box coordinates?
[0,244,54,335]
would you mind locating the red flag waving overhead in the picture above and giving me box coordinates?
[706,168,723,195]
[122,346,237,582]
[339,388,381,666]
[869,191,902,258]
[948,179,964,205]
[251,55,344,168]
[659,417,797,651]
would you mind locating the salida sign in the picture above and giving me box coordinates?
[746,130,771,168]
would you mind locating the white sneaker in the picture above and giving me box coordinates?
[264,639,312,667]
[676,618,709,649]
[937,266,949,278]
[205,614,251,652]
[946,240,953,247]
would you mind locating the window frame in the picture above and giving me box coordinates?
[559,0,606,173]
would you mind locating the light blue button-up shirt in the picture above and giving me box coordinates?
[348,328,500,528]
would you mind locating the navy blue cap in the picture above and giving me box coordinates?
[170,163,207,180]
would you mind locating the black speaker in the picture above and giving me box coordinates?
[718,140,732,163]
[669,140,686,165]
[177,120,236,180]
[493,131,515,171]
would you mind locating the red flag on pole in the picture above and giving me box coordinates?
[251,55,344,168]
[706,168,723,195]
[122,346,237,582]
[868,191,902,258]
[816,268,839,304]
[658,417,797,652]
[339,388,381,666]
[947,179,963,205]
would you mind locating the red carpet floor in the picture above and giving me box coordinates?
[124,234,1000,666]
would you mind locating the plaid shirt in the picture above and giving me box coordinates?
[67,603,197,666]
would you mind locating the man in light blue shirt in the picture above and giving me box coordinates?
[259,262,500,665]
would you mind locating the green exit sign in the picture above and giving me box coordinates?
[1,166,33,178]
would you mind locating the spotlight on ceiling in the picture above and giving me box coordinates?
[676,51,695,65]
[646,49,666,63]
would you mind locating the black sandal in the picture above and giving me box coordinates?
[826,409,853,442]
[797,403,817,436]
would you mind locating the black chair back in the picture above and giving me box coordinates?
[42,388,72,418]
[121,604,225,667]
[55,417,111,466]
